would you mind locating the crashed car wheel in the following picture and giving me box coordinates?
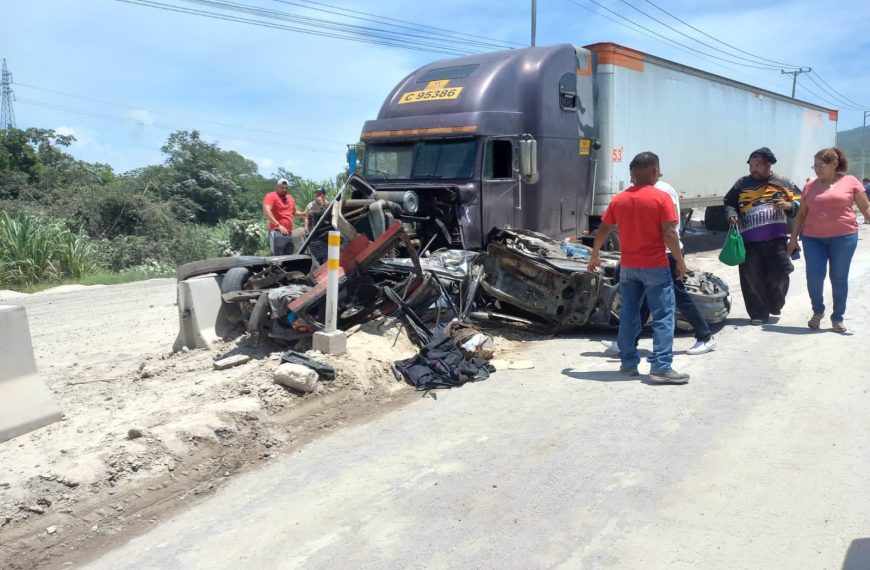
[220,267,252,324]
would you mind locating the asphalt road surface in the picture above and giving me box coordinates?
[82,232,870,570]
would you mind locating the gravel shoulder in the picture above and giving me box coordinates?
[0,278,531,570]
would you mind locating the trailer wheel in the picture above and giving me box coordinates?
[704,206,729,232]
[220,267,252,324]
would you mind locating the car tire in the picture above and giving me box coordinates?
[220,267,252,324]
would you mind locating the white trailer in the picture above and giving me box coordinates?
[589,43,838,230]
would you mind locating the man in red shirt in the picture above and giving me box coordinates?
[262,178,306,255]
[587,152,689,384]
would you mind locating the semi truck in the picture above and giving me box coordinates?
[355,42,837,250]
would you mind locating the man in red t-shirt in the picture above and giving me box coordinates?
[587,152,689,384]
[262,178,306,255]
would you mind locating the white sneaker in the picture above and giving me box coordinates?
[686,337,717,355]
[600,340,619,355]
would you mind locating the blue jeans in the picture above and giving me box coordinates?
[618,267,675,373]
[802,233,858,322]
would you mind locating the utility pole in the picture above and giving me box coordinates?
[780,67,811,99]
[1,59,15,130]
[531,0,537,47]
[862,110,869,180]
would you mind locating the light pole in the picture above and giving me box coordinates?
[781,68,812,98]
[531,0,537,47]
[863,110,869,180]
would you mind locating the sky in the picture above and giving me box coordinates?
[2,0,869,181]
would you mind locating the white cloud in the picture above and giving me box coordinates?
[55,125,76,137]
[128,109,154,126]
[54,125,105,152]
[256,157,274,169]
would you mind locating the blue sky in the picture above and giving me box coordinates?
[2,0,868,181]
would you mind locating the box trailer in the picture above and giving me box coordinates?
[356,42,837,249]
[591,43,837,230]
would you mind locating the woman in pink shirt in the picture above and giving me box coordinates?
[788,148,870,333]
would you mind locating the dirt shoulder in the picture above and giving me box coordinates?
[0,278,528,569]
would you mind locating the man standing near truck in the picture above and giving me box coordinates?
[588,152,690,385]
[724,147,801,325]
[304,188,328,234]
[263,178,306,255]
[600,176,717,356]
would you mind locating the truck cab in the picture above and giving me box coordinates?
[359,44,598,250]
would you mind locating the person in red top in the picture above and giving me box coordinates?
[787,147,870,333]
[587,152,689,384]
[262,178,306,255]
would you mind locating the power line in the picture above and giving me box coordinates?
[643,0,801,69]
[639,1,866,110]
[809,71,867,110]
[274,0,521,50]
[571,0,795,71]
[565,0,790,94]
[802,74,862,110]
[16,97,346,155]
[181,0,502,52]
[14,82,347,144]
[614,0,793,70]
[113,0,475,56]
[794,79,844,110]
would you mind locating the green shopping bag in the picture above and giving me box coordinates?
[718,223,746,266]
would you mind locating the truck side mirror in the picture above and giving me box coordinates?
[519,138,538,179]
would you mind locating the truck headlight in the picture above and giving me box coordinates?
[402,191,420,214]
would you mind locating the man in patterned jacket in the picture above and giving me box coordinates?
[724,147,801,325]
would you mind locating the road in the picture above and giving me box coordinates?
[73,231,870,569]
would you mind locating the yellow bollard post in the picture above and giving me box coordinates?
[312,230,347,355]
[325,231,340,333]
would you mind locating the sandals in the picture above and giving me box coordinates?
[832,320,847,334]
[808,313,823,329]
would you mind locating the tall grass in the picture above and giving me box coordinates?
[0,211,96,287]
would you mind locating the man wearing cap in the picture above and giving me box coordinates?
[263,178,306,255]
[724,147,801,325]
[304,188,328,234]
[588,152,690,385]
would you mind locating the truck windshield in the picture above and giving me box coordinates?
[364,139,476,180]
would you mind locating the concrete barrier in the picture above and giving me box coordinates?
[173,274,236,351]
[0,305,63,443]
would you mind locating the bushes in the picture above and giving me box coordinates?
[0,211,97,287]
[1,127,343,289]
[218,219,266,256]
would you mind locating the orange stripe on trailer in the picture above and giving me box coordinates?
[327,258,340,270]
[587,42,644,72]
[327,233,341,247]
[362,125,477,138]
[828,110,838,121]
[576,54,592,76]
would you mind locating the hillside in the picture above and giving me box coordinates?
[836,125,869,178]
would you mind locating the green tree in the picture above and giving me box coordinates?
[158,130,261,224]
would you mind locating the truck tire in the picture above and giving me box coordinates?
[220,267,252,324]
[704,205,729,232]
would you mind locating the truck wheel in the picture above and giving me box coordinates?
[704,206,729,232]
[220,267,252,324]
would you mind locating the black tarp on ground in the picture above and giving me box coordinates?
[394,332,494,391]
